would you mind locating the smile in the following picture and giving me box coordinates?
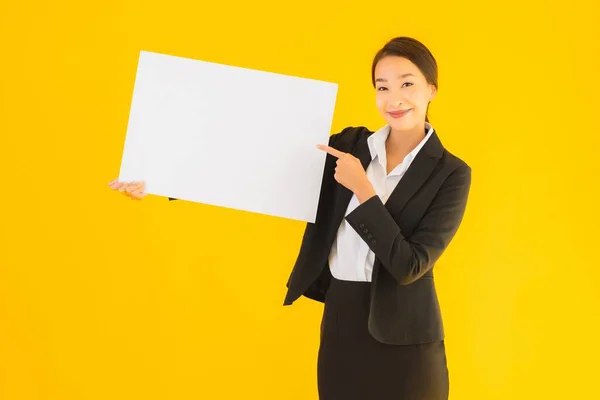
[388,109,412,118]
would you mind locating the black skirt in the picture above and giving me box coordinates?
[317,274,449,400]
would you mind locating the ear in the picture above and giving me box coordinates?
[429,84,437,101]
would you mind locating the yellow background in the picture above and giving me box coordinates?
[1,0,599,398]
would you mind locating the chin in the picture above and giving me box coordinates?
[387,119,413,131]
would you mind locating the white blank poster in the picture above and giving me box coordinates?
[118,50,338,223]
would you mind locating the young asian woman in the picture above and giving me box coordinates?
[284,37,471,400]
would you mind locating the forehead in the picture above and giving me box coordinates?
[374,56,421,78]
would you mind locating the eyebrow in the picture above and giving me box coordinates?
[375,73,415,82]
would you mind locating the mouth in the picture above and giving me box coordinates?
[388,109,412,118]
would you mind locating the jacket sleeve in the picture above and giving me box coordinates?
[286,127,354,289]
[344,163,472,285]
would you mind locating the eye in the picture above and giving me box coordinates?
[402,82,413,88]
[377,86,388,91]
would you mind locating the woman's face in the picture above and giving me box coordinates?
[374,56,436,132]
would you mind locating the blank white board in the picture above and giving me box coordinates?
[118,50,338,223]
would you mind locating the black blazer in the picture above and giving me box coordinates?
[282,126,472,345]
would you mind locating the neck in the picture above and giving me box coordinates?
[386,123,426,155]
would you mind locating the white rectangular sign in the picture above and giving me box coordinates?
[118,50,338,223]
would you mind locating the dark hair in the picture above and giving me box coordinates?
[371,37,438,123]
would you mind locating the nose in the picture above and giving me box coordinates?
[389,99,403,109]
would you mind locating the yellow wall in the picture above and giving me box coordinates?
[1,0,599,398]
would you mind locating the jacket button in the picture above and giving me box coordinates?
[371,239,376,244]
[363,229,369,233]
[367,234,373,239]
[359,223,365,228]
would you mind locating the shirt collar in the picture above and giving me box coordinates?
[367,121,434,174]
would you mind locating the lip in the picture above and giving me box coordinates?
[388,108,412,118]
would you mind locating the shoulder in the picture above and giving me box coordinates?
[428,128,470,174]
[328,126,373,150]
[441,147,471,175]
[438,145,471,186]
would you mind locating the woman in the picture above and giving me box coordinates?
[110,36,471,399]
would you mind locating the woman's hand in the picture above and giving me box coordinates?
[316,144,376,203]
[108,179,147,200]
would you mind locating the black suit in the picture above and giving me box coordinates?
[283,125,471,346]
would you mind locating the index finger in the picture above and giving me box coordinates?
[316,144,345,159]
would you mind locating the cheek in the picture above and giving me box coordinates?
[404,86,419,102]
[375,95,386,110]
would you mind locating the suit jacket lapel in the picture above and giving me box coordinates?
[383,129,444,214]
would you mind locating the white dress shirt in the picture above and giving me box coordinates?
[327,121,435,282]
